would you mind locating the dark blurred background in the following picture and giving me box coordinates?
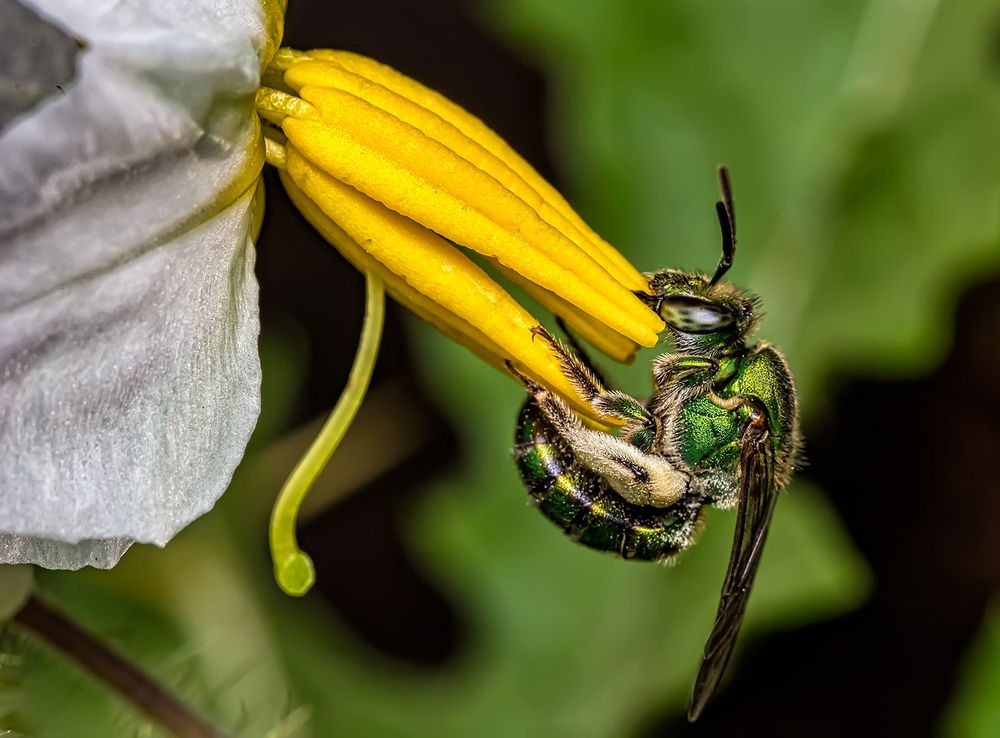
[14,0,1000,736]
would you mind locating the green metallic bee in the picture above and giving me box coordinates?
[511,167,801,721]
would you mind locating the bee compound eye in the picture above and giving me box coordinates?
[660,296,736,333]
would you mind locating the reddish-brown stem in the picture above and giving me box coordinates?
[12,595,231,738]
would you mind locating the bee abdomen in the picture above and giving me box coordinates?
[514,400,703,562]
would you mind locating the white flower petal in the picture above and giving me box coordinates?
[0,0,272,568]
[0,537,130,572]
[0,0,80,130]
[2,0,269,233]
[0,188,261,568]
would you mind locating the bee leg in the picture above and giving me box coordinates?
[531,326,651,427]
[530,385,689,508]
[706,389,768,416]
[504,360,541,391]
[652,355,720,390]
[555,316,609,386]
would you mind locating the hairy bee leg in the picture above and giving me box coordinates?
[652,355,720,389]
[531,326,651,425]
[529,383,689,508]
[530,325,603,399]
[555,316,609,386]
[554,317,661,448]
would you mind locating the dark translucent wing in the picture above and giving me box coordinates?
[687,406,778,721]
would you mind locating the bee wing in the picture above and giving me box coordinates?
[687,406,778,722]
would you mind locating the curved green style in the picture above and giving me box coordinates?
[269,271,385,596]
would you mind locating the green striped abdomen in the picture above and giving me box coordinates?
[514,400,706,562]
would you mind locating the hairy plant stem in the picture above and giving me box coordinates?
[12,594,231,738]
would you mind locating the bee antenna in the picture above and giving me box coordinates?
[708,165,736,287]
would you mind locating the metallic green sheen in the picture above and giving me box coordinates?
[678,396,739,469]
[678,347,795,471]
[514,402,703,562]
[719,347,797,464]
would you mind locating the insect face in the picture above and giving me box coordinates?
[640,270,759,356]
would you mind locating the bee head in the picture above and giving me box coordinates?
[635,166,759,354]
[639,271,759,354]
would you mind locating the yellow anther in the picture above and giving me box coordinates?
[496,265,640,364]
[263,133,287,170]
[295,49,651,294]
[254,87,319,126]
[281,86,659,346]
[282,146,610,419]
[283,59,647,294]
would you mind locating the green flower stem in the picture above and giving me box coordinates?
[12,595,230,738]
[269,270,385,596]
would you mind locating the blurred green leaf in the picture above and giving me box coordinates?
[943,605,1000,738]
[0,566,32,622]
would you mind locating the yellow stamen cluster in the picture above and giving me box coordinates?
[256,48,663,419]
